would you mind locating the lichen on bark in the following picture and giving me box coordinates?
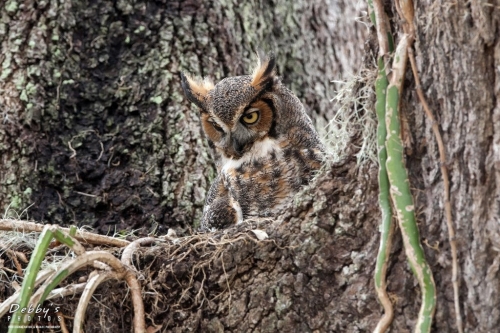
[0,0,364,235]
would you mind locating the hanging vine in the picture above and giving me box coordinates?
[366,0,463,332]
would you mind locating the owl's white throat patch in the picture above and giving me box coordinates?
[221,137,281,173]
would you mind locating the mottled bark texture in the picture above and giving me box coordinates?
[1,0,499,332]
[0,0,365,235]
[125,161,381,333]
[404,1,500,332]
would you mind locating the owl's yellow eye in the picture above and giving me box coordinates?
[241,111,259,124]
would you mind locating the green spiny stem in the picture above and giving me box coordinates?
[32,251,126,306]
[373,57,396,333]
[367,0,377,26]
[38,269,71,304]
[369,1,436,331]
[385,35,436,333]
[69,225,77,236]
[8,226,86,333]
[9,226,54,333]
[53,227,85,255]
[368,1,396,332]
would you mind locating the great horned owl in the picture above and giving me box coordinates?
[181,53,325,230]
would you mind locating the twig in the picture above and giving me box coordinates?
[4,249,25,276]
[372,0,391,56]
[74,191,100,198]
[57,311,69,333]
[46,282,87,300]
[28,251,146,333]
[118,237,161,333]
[74,271,122,333]
[121,237,159,268]
[0,219,130,247]
[68,137,77,158]
[125,268,147,333]
[97,141,104,161]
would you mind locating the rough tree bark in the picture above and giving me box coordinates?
[0,0,364,235]
[0,0,498,332]
[405,1,500,331]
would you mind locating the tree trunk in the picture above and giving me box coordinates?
[0,0,365,235]
[0,0,498,332]
[404,1,500,331]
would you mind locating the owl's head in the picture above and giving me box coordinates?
[181,53,279,160]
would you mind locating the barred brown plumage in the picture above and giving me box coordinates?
[181,53,325,230]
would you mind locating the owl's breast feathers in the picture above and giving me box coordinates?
[217,135,324,223]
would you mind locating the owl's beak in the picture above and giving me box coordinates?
[232,140,244,156]
[228,142,244,158]
[222,137,244,159]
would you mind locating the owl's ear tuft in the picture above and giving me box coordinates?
[180,72,214,110]
[251,52,276,90]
